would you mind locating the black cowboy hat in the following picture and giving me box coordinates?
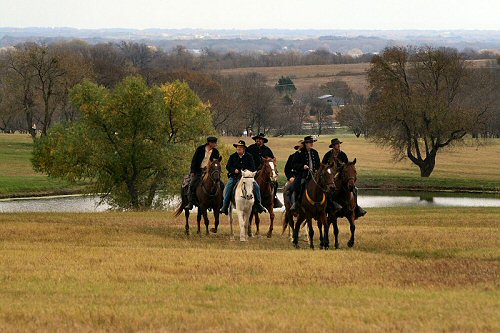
[329,138,342,148]
[233,140,247,148]
[294,140,304,150]
[207,136,218,143]
[303,135,317,144]
[251,133,268,143]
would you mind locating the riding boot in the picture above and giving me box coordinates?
[355,206,367,218]
[273,182,283,208]
[290,190,301,212]
[184,184,194,210]
[353,187,366,218]
[332,200,343,212]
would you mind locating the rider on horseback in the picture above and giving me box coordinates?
[322,138,366,218]
[220,140,267,215]
[247,133,283,208]
[284,140,303,204]
[290,136,321,212]
[185,136,221,210]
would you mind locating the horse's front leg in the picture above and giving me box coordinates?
[237,210,248,242]
[347,213,356,248]
[307,218,315,250]
[229,207,235,241]
[184,209,190,236]
[267,209,275,238]
[202,209,210,235]
[255,212,261,237]
[323,213,330,250]
[248,210,254,237]
[317,218,324,250]
[330,215,340,249]
[196,209,202,235]
[292,214,305,248]
[210,209,219,234]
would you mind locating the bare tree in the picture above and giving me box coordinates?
[368,46,499,177]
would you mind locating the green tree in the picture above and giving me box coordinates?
[275,76,296,94]
[32,76,214,209]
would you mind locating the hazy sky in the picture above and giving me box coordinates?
[1,0,499,30]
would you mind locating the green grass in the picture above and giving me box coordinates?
[0,207,499,332]
[1,132,499,198]
[0,134,83,198]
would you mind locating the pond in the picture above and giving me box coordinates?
[1,190,499,213]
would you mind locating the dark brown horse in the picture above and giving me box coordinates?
[174,157,223,235]
[249,157,278,238]
[292,163,336,249]
[327,158,358,248]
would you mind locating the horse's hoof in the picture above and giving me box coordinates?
[319,245,324,250]
[230,236,235,241]
[240,238,247,242]
[210,228,217,233]
[310,245,315,250]
[347,240,354,248]
[324,246,329,250]
[334,243,340,249]
[185,230,190,236]
[266,231,273,238]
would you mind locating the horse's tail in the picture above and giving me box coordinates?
[280,211,288,235]
[173,192,186,217]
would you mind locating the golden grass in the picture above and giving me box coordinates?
[218,59,495,95]
[0,208,499,332]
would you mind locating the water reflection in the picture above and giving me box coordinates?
[0,191,499,213]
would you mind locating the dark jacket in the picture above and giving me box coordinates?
[322,150,348,165]
[190,144,221,174]
[284,152,299,180]
[247,143,274,169]
[226,152,256,178]
[292,148,321,179]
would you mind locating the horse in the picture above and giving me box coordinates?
[249,157,278,238]
[292,163,336,249]
[228,169,256,242]
[327,158,358,248]
[174,157,223,235]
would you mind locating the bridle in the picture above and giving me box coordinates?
[201,162,221,197]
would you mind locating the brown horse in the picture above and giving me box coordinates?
[174,157,223,235]
[249,157,278,238]
[327,158,358,248]
[292,163,336,249]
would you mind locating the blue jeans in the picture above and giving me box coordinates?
[222,176,262,209]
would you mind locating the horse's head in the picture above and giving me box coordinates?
[206,156,222,183]
[240,169,256,200]
[317,163,336,193]
[262,157,278,182]
[342,158,357,191]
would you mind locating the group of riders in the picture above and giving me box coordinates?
[184,133,366,219]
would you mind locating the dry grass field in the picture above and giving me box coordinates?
[0,208,498,332]
[218,59,496,94]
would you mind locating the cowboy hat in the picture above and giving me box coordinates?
[294,140,304,150]
[329,138,342,148]
[232,140,247,148]
[207,136,218,143]
[251,133,268,143]
[303,135,317,144]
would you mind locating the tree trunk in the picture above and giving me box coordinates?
[418,153,436,177]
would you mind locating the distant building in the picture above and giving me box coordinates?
[318,95,345,107]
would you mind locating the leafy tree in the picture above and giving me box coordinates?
[368,46,498,177]
[32,76,214,209]
[275,76,296,94]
